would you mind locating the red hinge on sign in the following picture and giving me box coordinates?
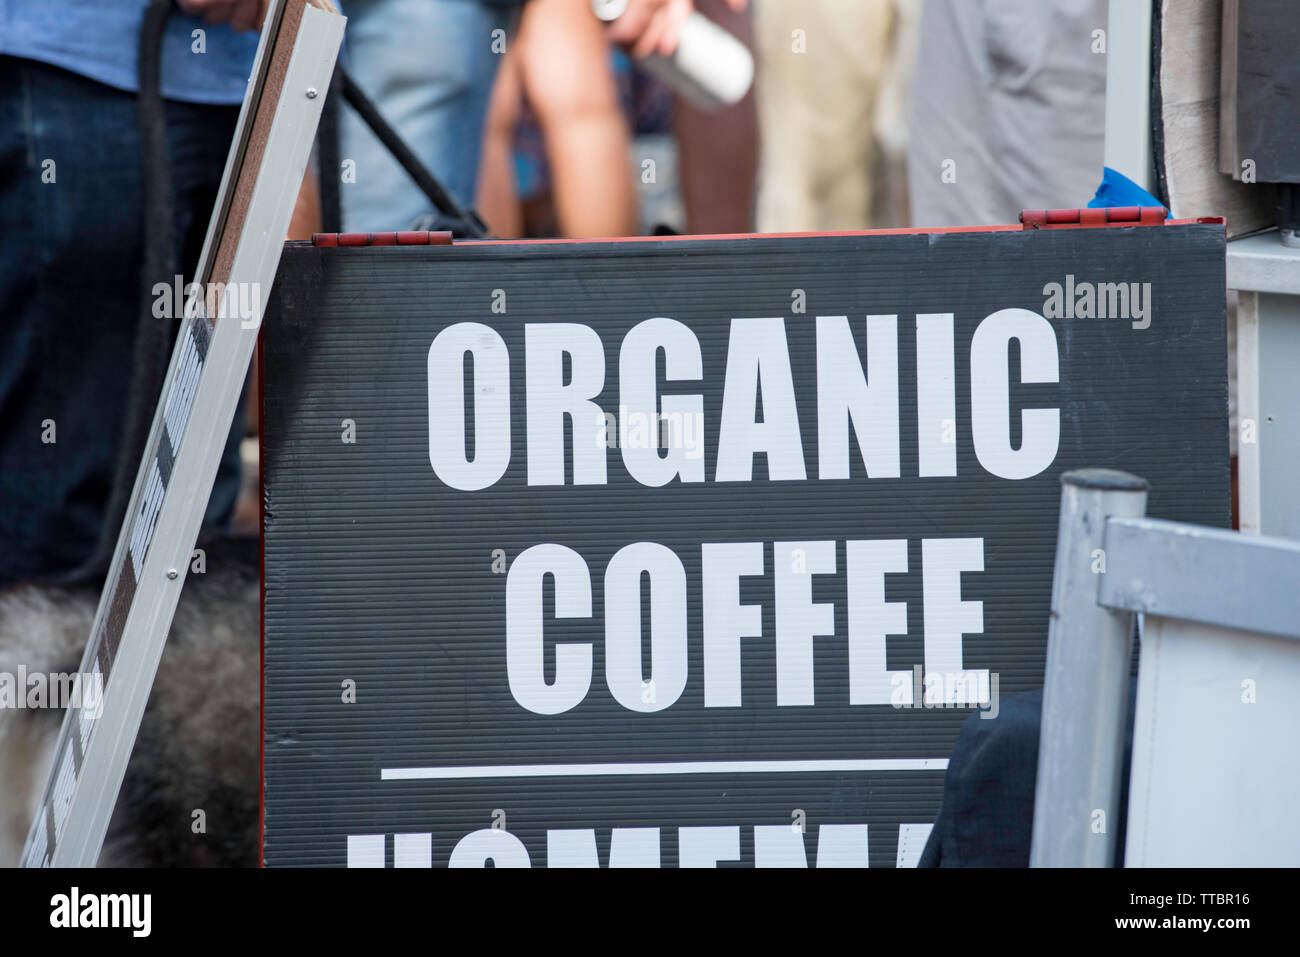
[311,230,454,247]
[1019,206,1169,230]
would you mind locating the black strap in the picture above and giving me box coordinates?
[74,0,177,585]
[75,4,486,584]
[336,65,490,238]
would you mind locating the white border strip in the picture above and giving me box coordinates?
[1103,0,1154,191]
[1237,290,1260,535]
[382,759,948,781]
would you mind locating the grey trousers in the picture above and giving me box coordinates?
[908,0,1107,228]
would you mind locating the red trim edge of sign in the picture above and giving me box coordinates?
[303,216,1224,250]
[311,230,455,247]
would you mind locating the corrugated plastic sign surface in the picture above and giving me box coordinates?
[262,226,1227,867]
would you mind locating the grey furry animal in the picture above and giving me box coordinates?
[0,535,259,867]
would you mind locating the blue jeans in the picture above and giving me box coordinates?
[339,0,513,231]
[0,56,244,586]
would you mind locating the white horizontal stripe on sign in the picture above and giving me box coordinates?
[381,759,948,781]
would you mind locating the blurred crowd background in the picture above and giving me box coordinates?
[1,0,1115,582]
[330,0,1107,241]
[243,0,1110,532]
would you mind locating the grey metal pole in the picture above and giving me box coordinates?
[1030,468,1149,867]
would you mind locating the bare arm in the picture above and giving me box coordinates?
[514,0,637,238]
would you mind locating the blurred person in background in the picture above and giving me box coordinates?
[476,0,638,238]
[338,0,525,232]
[0,0,266,587]
[476,0,755,238]
[907,0,1107,227]
[658,0,757,234]
[752,0,919,232]
[478,43,663,238]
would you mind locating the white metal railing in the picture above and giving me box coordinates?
[1031,468,1300,866]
